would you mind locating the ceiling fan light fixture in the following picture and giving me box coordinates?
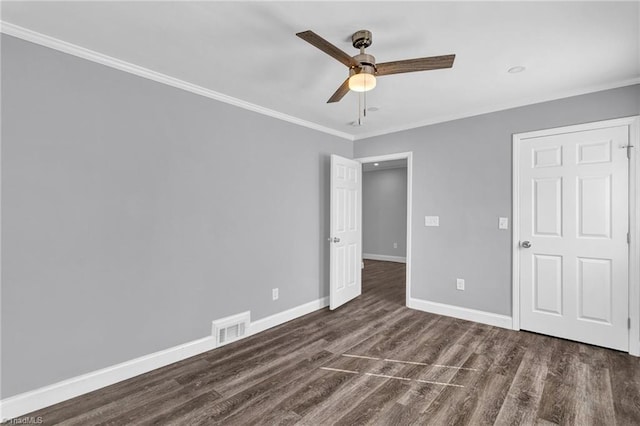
[349,65,377,92]
[349,71,377,92]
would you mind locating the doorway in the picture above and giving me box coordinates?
[357,152,413,306]
[512,117,639,355]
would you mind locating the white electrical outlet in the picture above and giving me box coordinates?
[499,217,509,230]
[393,242,398,249]
[272,288,279,300]
[456,279,465,291]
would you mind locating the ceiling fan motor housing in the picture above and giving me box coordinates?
[349,64,376,78]
[352,53,376,68]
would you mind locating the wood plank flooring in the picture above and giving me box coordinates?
[14,260,640,425]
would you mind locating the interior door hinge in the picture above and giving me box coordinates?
[628,232,631,244]
[629,317,632,329]
[624,145,635,159]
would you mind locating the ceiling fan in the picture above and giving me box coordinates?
[296,29,456,103]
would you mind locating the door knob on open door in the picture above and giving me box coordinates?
[332,237,341,243]
[521,241,531,248]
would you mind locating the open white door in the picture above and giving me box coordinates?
[330,154,362,310]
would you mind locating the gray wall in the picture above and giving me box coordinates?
[0,35,352,398]
[363,168,407,258]
[355,84,640,316]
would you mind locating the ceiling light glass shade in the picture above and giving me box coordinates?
[348,72,376,92]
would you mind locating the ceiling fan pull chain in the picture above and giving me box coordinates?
[364,90,367,117]
[357,91,362,126]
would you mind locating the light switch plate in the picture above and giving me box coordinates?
[499,217,509,230]
[425,216,439,227]
[456,279,465,291]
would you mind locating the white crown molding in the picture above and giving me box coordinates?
[353,77,640,141]
[0,21,354,142]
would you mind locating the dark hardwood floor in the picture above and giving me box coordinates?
[16,260,640,425]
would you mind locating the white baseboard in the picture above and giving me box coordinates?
[407,297,513,329]
[0,336,217,422]
[249,296,329,336]
[363,253,406,263]
[0,296,328,421]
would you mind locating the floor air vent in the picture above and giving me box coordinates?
[212,311,250,347]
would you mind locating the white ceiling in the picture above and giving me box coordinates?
[2,1,638,140]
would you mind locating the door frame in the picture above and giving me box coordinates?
[511,116,640,356]
[356,152,413,307]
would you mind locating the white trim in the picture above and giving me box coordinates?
[512,115,640,356]
[407,297,513,330]
[248,296,328,336]
[407,153,413,307]
[512,116,640,140]
[363,253,406,263]
[0,296,328,421]
[356,152,413,307]
[0,22,353,142]
[353,78,640,141]
[512,130,521,331]
[629,117,640,356]
[0,336,217,422]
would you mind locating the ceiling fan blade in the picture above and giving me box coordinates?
[376,54,455,76]
[327,78,350,103]
[297,30,360,68]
